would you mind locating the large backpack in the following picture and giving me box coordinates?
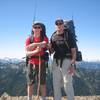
[64,20,82,61]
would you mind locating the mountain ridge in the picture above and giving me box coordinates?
[0,58,100,96]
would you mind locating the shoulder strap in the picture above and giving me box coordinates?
[50,31,56,41]
[64,31,70,49]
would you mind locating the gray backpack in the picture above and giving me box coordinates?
[64,20,82,61]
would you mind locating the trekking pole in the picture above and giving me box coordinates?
[32,0,37,23]
[37,54,41,100]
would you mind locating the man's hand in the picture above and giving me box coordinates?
[71,59,76,64]
[68,67,75,75]
[68,64,76,76]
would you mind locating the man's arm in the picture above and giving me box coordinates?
[71,48,76,64]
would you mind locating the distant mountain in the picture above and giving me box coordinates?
[0,58,100,96]
[0,58,25,64]
[76,61,100,69]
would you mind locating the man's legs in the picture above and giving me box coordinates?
[64,81,74,100]
[53,59,62,100]
[62,59,74,100]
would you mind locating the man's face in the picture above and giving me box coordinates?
[55,20,64,31]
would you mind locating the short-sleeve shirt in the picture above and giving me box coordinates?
[25,36,48,65]
[50,30,77,59]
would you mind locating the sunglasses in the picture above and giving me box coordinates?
[33,26,41,29]
[55,22,63,26]
[55,20,64,26]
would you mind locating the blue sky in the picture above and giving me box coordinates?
[0,0,100,61]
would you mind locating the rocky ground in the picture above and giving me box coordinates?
[0,93,100,100]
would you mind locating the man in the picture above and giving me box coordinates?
[50,18,77,100]
[25,21,48,100]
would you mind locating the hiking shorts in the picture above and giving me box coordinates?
[26,62,46,85]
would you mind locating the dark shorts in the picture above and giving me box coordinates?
[26,62,46,85]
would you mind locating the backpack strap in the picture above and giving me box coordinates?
[64,31,70,49]
[50,31,56,43]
